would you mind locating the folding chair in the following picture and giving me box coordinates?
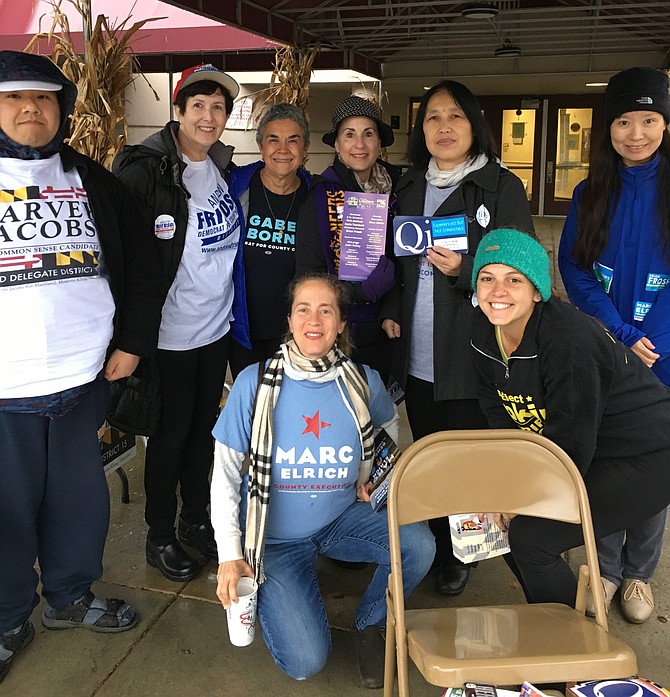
[384,429,637,697]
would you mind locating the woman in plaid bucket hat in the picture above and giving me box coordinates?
[296,95,400,384]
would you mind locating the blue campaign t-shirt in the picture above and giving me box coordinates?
[213,364,394,542]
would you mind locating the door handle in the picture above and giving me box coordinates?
[546,161,554,184]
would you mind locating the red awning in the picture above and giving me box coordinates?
[0,0,279,56]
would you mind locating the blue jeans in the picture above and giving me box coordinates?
[256,501,435,680]
[598,506,668,585]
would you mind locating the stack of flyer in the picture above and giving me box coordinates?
[367,428,400,511]
[441,680,668,697]
[441,683,520,697]
[449,513,510,564]
[570,679,669,697]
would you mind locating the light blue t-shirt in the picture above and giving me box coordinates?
[212,364,394,542]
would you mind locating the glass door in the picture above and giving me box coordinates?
[543,95,603,215]
[479,96,543,215]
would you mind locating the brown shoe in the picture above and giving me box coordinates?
[620,579,654,624]
[585,577,618,617]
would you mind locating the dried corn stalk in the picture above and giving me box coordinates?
[251,42,320,116]
[25,0,159,169]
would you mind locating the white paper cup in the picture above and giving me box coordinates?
[226,576,258,647]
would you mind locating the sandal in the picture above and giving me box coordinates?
[0,621,35,684]
[42,591,138,633]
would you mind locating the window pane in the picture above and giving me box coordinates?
[500,109,535,201]
[554,107,592,201]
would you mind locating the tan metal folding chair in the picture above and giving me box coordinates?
[384,429,637,697]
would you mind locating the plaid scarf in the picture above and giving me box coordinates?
[245,339,373,583]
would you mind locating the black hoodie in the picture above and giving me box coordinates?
[470,297,670,474]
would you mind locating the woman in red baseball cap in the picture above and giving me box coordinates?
[114,65,243,583]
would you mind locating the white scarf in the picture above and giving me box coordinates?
[425,153,490,188]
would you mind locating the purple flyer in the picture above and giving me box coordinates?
[338,192,389,281]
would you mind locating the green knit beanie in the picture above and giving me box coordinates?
[472,228,552,301]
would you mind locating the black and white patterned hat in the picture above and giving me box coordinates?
[322,95,394,147]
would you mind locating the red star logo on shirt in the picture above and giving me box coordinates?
[302,410,331,439]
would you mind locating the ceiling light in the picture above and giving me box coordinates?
[585,82,608,87]
[461,4,499,19]
[494,44,522,57]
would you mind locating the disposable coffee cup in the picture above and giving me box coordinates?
[226,576,258,647]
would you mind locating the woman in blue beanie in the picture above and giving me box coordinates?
[558,67,670,622]
[470,228,670,607]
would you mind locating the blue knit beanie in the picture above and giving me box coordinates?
[472,228,552,301]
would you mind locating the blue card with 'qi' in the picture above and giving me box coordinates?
[393,214,468,256]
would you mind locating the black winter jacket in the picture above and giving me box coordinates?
[113,122,235,299]
[380,162,533,400]
[470,297,670,473]
[62,145,162,358]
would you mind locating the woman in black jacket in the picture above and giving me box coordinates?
[380,80,533,596]
[114,65,241,583]
[296,95,398,381]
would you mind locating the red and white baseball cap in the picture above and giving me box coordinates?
[172,64,240,102]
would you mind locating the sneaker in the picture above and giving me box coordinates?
[620,579,654,624]
[42,590,138,633]
[0,621,35,684]
[585,577,618,617]
[352,625,385,689]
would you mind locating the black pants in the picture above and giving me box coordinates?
[144,333,230,543]
[405,375,488,566]
[351,321,393,386]
[507,446,670,605]
[229,337,282,379]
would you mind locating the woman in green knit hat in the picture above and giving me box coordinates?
[469,227,670,607]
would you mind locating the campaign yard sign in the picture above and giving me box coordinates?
[99,423,136,475]
[393,214,468,257]
[338,192,389,281]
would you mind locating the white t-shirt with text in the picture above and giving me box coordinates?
[0,155,115,397]
[158,155,240,350]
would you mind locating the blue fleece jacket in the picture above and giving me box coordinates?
[558,155,670,385]
[228,161,312,349]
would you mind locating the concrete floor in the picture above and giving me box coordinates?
[4,403,669,697]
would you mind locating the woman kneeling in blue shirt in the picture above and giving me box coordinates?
[211,273,434,688]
